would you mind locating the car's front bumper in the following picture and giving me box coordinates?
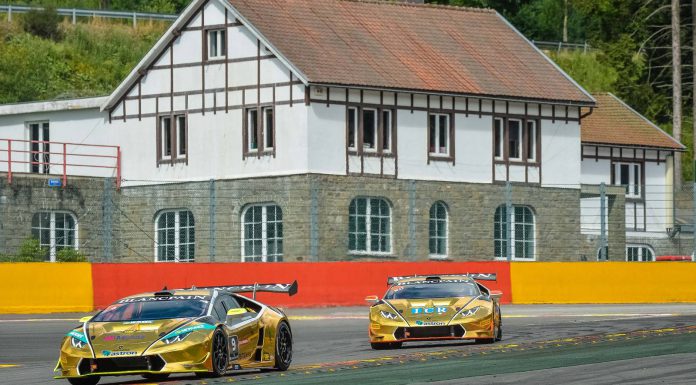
[369,318,495,343]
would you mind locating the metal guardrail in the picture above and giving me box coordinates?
[532,40,591,53]
[0,5,177,27]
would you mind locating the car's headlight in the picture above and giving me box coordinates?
[163,331,192,345]
[460,306,482,318]
[380,310,399,320]
[70,337,86,349]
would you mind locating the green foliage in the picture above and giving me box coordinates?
[0,19,166,104]
[5,0,193,14]
[21,6,62,41]
[56,248,87,262]
[14,238,48,262]
[547,51,617,93]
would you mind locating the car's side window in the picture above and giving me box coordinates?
[220,295,240,312]
[212,298,226,322]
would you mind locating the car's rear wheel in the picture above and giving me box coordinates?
[370,342,402,350]
[141,373,170,380]
[67,376,100,385]
[274,321,293,371]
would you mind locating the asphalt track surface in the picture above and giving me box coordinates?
[2,304,696,384]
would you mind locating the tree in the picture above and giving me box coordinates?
[673,0,683,189]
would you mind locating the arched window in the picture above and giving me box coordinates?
[155,210,195,262]
[626,244,654,262]
[31,211,77,262]
[242,204,283,262]
[349,197,391,254]
[494,205,535,260]
[429,201,448,258]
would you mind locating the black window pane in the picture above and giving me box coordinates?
[363,110,376,149]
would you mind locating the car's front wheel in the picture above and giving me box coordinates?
[67,376,100,385]
[274,321,293,371]
[197,328,229,378]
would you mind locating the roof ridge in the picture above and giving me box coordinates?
[338,0,495,14]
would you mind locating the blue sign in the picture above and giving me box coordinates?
[48,178,62,187]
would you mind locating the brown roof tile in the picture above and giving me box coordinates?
[582,93,683,150]
[228,0,594,104]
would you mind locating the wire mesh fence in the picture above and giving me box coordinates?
[0,174,694,263]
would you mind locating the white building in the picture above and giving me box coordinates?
[0,0,684,262]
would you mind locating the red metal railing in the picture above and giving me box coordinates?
[0,139,121,189]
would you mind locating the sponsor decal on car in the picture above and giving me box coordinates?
[103,335,145,341]
[415,320,446,326]
[66,330,88,343]
[122,320,154,325]
[162,323,216,339]
[118,295,209,303]
[229,336,239,360]
[102,350,137,357]
[411,307,448,315]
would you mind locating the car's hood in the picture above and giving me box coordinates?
[384,297,477,325]
[87,318,192,357]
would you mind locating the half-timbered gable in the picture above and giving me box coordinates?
[580,93,684,259]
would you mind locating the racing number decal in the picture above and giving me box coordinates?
[229,335,239,360]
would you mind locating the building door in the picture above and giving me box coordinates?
[28,122,50,174]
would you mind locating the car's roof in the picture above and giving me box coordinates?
[393,275,475,285]
[121,289,214,300]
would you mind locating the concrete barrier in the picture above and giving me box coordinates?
[0,263,93,313]
[511,262,696,303]
[92,262,511,309]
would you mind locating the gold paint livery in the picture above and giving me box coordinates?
[366,274,502,349]
[55,282,297,385]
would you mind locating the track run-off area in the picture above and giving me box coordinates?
[2,304,696,385]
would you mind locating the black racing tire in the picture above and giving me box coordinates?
[67,376,100,385]
[141,373,170,380]
[495,304,503,342]
[201,328,229,378]
[370,341,402,350]
[274,321,293,371]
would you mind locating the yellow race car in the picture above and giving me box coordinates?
[55,281,297,385]
[366,274,502,349]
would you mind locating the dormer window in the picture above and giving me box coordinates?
[207,29,226,60]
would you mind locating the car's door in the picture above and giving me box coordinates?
[219,294,259,362]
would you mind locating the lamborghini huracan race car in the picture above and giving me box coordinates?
[55,281,297,385]
[366,274,502,349]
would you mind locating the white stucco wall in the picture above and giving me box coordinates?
[541,120,581,188]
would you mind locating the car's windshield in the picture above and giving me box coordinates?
[91,300,208,322]
[385,282,480,299]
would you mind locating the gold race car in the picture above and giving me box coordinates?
[366,274,502,349]
[55,281,297,385]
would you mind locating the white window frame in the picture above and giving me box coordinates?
[381,109,393,153]
[508,118,522,161]
[362,108,378,152]
[31,211,78,262]
[349,197,392,255]
[160,116,172,160]
[494,205,535,261]
[494,118,504,160]
[154,210,195,263]
[347,107,358,150]
[207,29,226,60]
[241,203,283,262]
[429,201,448,259]
[614,162,642,199]
[176,115,186,158]
[263,106,274,151]
[626,244,655,262]
[246,108,259,153]
[429,113,450,156]
[526,120,536,161]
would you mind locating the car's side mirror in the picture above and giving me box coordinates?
[489,290,503,300]
[79,316,92,323]
[226,308,248,321]
[365,295,380,305]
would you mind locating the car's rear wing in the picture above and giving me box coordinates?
[387,273,496,285]
[191,280,298,299]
